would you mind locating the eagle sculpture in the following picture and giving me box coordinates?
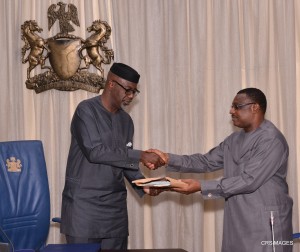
[47,2,80,34]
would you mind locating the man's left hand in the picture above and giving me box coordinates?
[143,187,164,196]
[171,179,201,195]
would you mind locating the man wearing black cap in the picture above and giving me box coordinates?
[60,63,164,249]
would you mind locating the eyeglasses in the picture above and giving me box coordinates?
[111,80,140,97]
[231,102,256,110]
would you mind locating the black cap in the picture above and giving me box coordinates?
[110,63,140,83]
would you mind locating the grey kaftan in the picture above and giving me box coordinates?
[167,120,293,252]
[61,96,144,239]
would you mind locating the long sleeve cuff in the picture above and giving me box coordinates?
[128,149,142,161]
[200,180,223,199]
[166,153,183,172]
[168,153,183,166]
[111,149,140,170]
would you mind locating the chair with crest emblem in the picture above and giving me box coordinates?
[0,140,50,252]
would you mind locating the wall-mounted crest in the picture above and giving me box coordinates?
[21,2,114,93]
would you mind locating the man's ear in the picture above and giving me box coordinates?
[108,80,114,88]
[252,103,260,113]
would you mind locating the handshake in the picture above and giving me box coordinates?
[138,149,202,196]
[140,149,168,170]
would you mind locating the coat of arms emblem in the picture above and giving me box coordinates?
[6,157,22,173]
[21,2,114,93]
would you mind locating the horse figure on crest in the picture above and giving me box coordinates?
[21,20,50,79]
[80,20,114,78]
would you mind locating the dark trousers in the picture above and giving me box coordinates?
[65,235,128,250]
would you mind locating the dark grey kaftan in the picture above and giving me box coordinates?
[61,96,144,238]
[167,120,293,252]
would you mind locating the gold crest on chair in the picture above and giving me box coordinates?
[21,2,114,93]
[6,157,22,173]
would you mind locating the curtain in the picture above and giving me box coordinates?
[0,0,299,251]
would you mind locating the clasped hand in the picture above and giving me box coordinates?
[140,149,169,170]
[140,149,202,195]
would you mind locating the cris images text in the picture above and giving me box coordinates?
[21,2,114,93]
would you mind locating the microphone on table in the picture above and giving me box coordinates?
[270,211,275,252]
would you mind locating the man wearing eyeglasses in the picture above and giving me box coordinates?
[147,88,293,252]
[60,63,164,250]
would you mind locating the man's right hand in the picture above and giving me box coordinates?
[146,149,169,164]
[140,151,165,170]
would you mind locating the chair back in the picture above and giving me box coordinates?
[0,140,50,251]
